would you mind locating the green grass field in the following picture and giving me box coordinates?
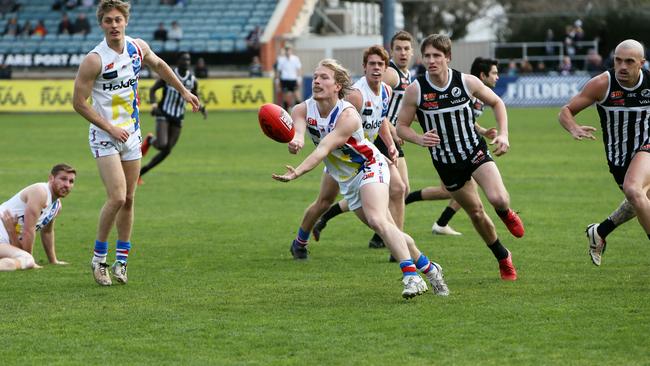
[1,107,648,365]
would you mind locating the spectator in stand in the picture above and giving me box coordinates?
[3,17,20,36]
[80,0,95,8]
[153,22,167,42]
[573,19,585,52]
[168,21,182,42]
[65,0,78,10]
[536,61,547,74]
[0,0,20,16]
[506,60,518,76]
[544,28,555,56]
[0,63,11,79]
[584,49,604,75]
[246,25,263,56]
[194,57,208,78]
[519,59,533,74]
[74,12,91,36]
[564,25,576,58]
[33,20,47,37]
[249,55,262,77]
[58,13,74,35]
[19,20,32,38]
[559,56,573,76]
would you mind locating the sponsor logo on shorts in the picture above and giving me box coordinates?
[471,149,486,165]
[362,171,375,180]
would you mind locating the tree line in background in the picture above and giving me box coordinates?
[399,0,650,57]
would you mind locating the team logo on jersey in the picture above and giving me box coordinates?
[104,62,114,71]
[641,89,650,98]
[610,90,624,99]
[400,77,409,89]
[365,101,372,107]
[423,93,436,101]
[131,52,142,74]
[362,108,373,116]
[452,87,462,98]
[307,117,317,126]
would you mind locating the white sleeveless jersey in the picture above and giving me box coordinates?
[0,183,61,236]
[352,77,391,142]
[305,98,381,182]
[89,36,143,134]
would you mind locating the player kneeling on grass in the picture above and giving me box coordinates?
[0,164,75,271]
[272,59,449,298]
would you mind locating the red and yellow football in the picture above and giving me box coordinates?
[258,103,295,143]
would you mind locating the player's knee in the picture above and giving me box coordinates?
[15,252,36,270]
[465,206,486,222]
[389,180,407,201]
[366,215,387,233]
[622,182,644,205]
[487,193,509,210]
[107,195,127,208]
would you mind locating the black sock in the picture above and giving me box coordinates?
[647,234,650,241]
[495,209,509,218]
[436,206,457,226]
[597,218,616,239]
[405,190,423,204]
[488,239,509,261]
[321,203,343,223]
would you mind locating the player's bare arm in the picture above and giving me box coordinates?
[17,185,48,254]
[41,219,67,265]
[192,80,208,119]
[467,74,510,156]
[288,102,307,154]
[378,118,398,163]
[382,67,400,89]
[73,53,130,142]
[274,108,359,182]
[396,83,439,147]
[137,38,200,112]
[558,73,608,140]
[1,210,19,246]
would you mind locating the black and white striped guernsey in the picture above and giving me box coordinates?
[596,68,650,167]
[160,67,197,119]
[386,60,411,126]
[415,69,479,164]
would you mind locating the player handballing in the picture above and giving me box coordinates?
[275,58,449,298]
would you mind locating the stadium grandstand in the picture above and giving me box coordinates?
[0,0,277,75]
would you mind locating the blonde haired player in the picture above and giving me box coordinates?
[73,0,199,286]
[273,59,449,298]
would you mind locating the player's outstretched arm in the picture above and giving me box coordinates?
[274,107,358,182]
[137,39,200,112]
[558,73,607,140]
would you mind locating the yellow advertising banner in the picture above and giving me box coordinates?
[0,78,273,112]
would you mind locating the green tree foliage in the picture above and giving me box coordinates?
[498,0,650,57]
[402,0,493,40]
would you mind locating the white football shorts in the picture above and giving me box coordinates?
[339,155,390,211]
[89,126,142,161]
